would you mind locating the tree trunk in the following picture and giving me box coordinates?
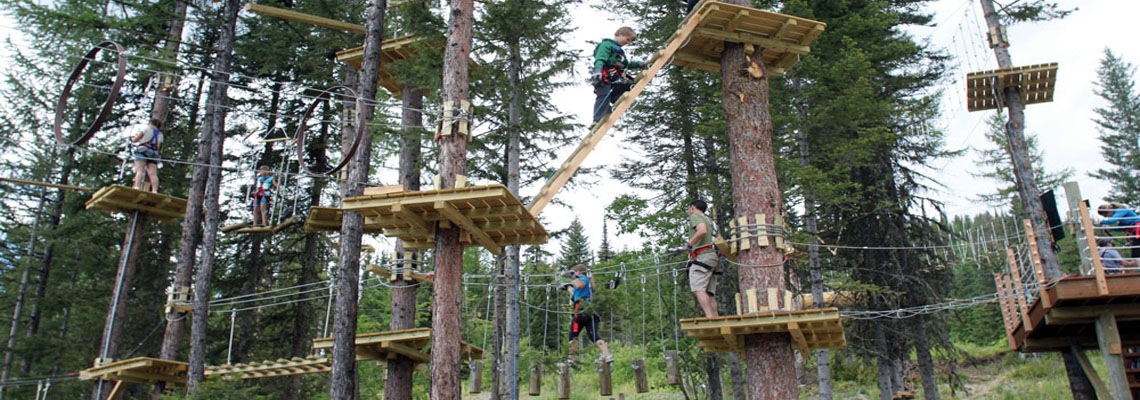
[727,352,747,400]
[875,324,892,400]
[490,261,506,400]
[720,0,795,397]
[384,85,422,400]
[92,211,149,400]
[187,0,241,390]
[0,191,45,398]
[285,178,326,399]
[24,148,75,356]
[431,0,475,398]
[705,355,723,400]
[976,0,1090,396]
[797,113,831,400]
[330,0,386,397]
[234,237,265,364]
[502,30,523,400]
[911,316,940,400]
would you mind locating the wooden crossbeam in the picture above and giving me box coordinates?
[243,3,365,34]
[391,203,433,236]
[381,341,431,363]
[0,176,92,192]
[692,27,811,55]
[436,201,502,254]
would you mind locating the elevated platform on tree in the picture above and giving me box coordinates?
[304,206,385,233]
[680,308,846,353]
[670,0,826,77]
[85,185,187,222]
[337,35,433,96]
[232,217,298,234]
[966,62,1058,111]
[1004,273,1140,352]
[78,357,188,386]
[312,328,484,363]
[367,263,433,284]
[341,184,548,255]
[205,355,330,380]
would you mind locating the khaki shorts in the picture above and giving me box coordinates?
[689,251,718,294]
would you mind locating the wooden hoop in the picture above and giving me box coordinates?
[295,85,365,176]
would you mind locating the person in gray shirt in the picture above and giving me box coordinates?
[1097,239,1136,274]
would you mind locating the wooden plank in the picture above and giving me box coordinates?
[529,362,543,396]
[363,184,405,196]
[526,7,708,217]
[774,214,785,249]
[436,201,502,254]
[221,221,250,232]
[0,176,92,192]
[757,214,769,247]
[557,363,571,399]
[734,293,743,315]
[243,3,365,34]
[391,203,433,237]
[1022,219,1054,307]
[767,288,779,309]
[994,273,1014,335]
[788,321,807,351]
[746,289,758,313]
[1079,202,1110,295]
[380,340,431,363]
[783,290,793,311]
[1072,347,1112,400]
[632,359,649,393]
[1005,249,1033,331]
[108,380,126,400]
[693,28,811,55]
[1094,313,1131,399]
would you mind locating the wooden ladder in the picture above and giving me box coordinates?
[526,9,710,217]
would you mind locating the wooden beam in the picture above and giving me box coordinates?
[693,28,811,55]
[1005,249,1033,331]
[243,3,365,34]
[391,203,433,237]
[1079,202,1110,295]
[1022,219,1054,306]
[108,380,126,400]
[0,176,92,192]
[772,18,797,40]
[1094,313,1131,399]
[994,274,1014,334]
[363,184,406,196]
[380,341,431,363]
[1072,345,1112,400]
[436,201,502,255]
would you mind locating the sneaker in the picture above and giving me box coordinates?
[598,354,614,363]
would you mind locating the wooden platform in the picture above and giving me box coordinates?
[966,62,1058,111]
[234,217,298,234]
[312,328,484,363]
[85,185,187,222]
[671,0,826,77]
[78,357,188,386]
[205,355,330,380]
[367,264,433,285]
[680,308,846,353]
[304,206,386,233]
[337,35,432,96]
[1006,273,1140,352]
[341,184,548,255]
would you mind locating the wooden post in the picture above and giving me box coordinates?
[633,358,649,393]
[1063,182,1093,272]
[1022,219,1054,307]
[557,363,571,399]
[1078,202,1110,295]
[528,362,541,396]
[1005,249,1033,331]
[993,274,1013,334]
[468,360,483,393]
[1072,344,1112,400]
[598,360,613,396]
[665,350,681,385]
[1095,313,1131,399]
[1000,275,1019,350]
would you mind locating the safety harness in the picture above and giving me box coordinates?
[570,276,592,334]
[141,128,161,150]
[688,244,720,274]
[254,175,273,201]
[601,41,633,85]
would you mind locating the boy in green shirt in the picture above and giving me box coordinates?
[686,199,719,318]
[590,27,646,124]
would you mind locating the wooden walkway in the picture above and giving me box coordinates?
[681,308,846,353]
[85,185,187,222]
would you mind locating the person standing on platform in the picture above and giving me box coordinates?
[1097,203,1140,258]
[686,199,719,318]
[559,264,613,365]
[1097,239,1136,274]
[251,165,279,227]
[590,27,646,125]
[130,119,163,193]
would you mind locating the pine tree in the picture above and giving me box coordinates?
[1090,49,1140,204]
[559,218,592,267]
[598,217,614,262]
[973,114,1074,212]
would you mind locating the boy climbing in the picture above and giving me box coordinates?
[130,119,163,193]
[590,27,647,124]
[686,199,719,318]
[560,264,613,365]
[251,165,279,227]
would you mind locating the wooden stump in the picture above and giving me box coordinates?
[528,362,542,396]
[598,360,613,396]
[633,358,649,393]
[468,360,483,393]
[665,350,681,385]
[558,363,571,399]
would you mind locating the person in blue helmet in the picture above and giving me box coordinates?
[130,119,163,192]
[1098,203,1140,258]
[560,264,613,365]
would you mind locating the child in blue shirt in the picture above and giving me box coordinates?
[252,166,279,227]
[1098,203,1140,258]
[561,264,613,365]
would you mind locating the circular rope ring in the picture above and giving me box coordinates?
[53,41,128,146]
[295,85,365,176]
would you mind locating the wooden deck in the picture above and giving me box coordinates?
[312,328,484,363]
[367,263,433,285]
[966,62,1058,111]
[85,185,187,222]
[78,357,188,386]
[680,308,846,353]
[671,0,826,77]
[341,184,549,255]
[205,355,330,380]
[336,35,432,96]
[1006,273,1140,351]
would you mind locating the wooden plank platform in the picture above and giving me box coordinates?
[966,62,1058,111]
[312,328,484,363]
[205,355,330,380]
[78,357,188,386]
[367,264,433,285]
[336,35,433,96]
[234,217,298,234]
[304,206,385,233]
[341,184,549,255]
[1008,273,1140,352]
[680,308,845,353]
[671,0,826,77]
[85,185,187,222]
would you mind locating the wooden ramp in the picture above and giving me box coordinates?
[341,184,548,255]
[966,62,1058,111]
[85,185,187,222]
[526,0,825,216]
[680,308,846,353]
[312,328,484,363]
[205,355,330,380]
[78,357,188,386]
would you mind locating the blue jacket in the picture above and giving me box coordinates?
[1104,209,1140,227]
[572,276,592,303]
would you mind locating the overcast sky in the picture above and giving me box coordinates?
[1,0,1137,261]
